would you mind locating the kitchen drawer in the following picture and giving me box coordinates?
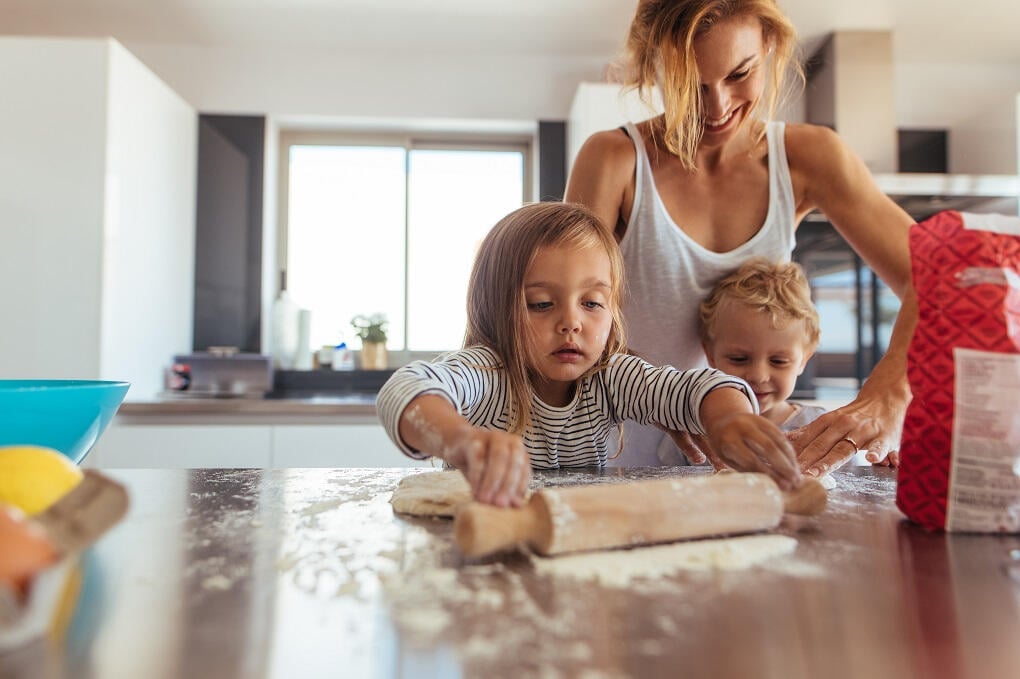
[90,423,273,468]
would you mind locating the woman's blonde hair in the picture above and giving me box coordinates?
[464,202,628,434]
[699,258,820,350]
[624,0,802,170]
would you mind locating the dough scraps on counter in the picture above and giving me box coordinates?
[390,470,472,517]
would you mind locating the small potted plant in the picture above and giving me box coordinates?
[351,313,389,370]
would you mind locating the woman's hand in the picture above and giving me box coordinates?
[442,428,532,508]
[789,386,907,477]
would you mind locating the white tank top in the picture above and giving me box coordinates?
[611,120,797,466]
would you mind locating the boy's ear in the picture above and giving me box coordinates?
[797,347,817,375]
[702,341,718,368]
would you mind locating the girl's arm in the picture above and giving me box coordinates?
[787,124,916,475]
[607,356,800,487]
[397,394,531,508]
[698,387,801,491]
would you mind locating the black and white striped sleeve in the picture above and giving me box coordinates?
[376,347,497,459]
[603,353,757,436]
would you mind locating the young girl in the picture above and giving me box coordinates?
[377,202,799,508]
[699,259,826,433]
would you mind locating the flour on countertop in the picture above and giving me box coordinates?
[531,534,797,587]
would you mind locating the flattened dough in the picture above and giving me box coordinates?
[391,471,472,517]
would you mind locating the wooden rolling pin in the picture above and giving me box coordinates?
[454,473,826,558]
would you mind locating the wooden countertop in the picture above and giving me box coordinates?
[6,466,1020,678]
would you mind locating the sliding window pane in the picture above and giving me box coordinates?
[287,145,406,350]
[406,149,524,350]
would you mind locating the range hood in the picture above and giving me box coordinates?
[805,31,1020,218]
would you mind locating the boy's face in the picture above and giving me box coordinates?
[703,300,813,419]
[523,242,615,407]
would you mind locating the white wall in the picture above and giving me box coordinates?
[101,41,197,398]
[896,61,1020,174]
[0,37,109,378]
[126,44,608,122]
[0,37,196,398]
[126,42,1019,176]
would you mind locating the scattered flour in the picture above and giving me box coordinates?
[531,534,797,587]
[201,575,233,591]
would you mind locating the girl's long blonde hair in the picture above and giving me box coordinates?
[623,0,802,171]
[464,202,627,434]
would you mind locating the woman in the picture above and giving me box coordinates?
[564,0,916,477]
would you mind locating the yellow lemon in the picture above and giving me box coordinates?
[0,445,84,515]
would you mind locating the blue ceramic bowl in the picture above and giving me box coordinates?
[0,380,130,464]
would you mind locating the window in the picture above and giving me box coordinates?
[279,131,531,358]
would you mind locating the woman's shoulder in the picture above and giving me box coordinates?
[574,126,636,168]
[782,123,849,164]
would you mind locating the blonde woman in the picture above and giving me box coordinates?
[377,203,799,507]
[565,0,914,475]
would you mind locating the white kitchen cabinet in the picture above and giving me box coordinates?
[90,423,273,469]
[271,424,432,468]
[88,419,431,469]
[567,82,662,173]
[0,37,196,396]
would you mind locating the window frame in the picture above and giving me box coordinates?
[277,128,534,366]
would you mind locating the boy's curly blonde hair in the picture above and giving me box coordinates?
[699,258,820,350]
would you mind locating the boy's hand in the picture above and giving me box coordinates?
[706,412,801,491]
[443,428,531,508]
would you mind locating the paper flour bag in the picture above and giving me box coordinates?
[897,210,1020,531]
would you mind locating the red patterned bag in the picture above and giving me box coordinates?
[897,210,1020,531]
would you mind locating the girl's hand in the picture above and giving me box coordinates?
[398,395,531,508]
[443,427,531,508]
[705,412,801,491]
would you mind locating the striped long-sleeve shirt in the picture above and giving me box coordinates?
[377,346,756,469]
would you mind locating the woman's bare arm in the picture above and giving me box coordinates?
[787,124,917,474]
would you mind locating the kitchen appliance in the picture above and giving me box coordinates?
[165,350,272,399]
[454,473,826,558]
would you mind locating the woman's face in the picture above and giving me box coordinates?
[692,14,769,147]
[522,242,615,407]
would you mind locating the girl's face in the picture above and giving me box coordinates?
[692,14,769,147]
[703,299,812,422]
[523,242,615,407]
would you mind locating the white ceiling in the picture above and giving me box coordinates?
[2,0,1019,65]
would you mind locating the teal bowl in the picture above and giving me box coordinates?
[0,380,130,464]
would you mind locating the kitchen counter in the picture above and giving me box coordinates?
[5,466,1020,678]
[119,394,377,417]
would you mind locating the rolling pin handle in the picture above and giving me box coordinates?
[782,477,828,516]
[454,500,543,558]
